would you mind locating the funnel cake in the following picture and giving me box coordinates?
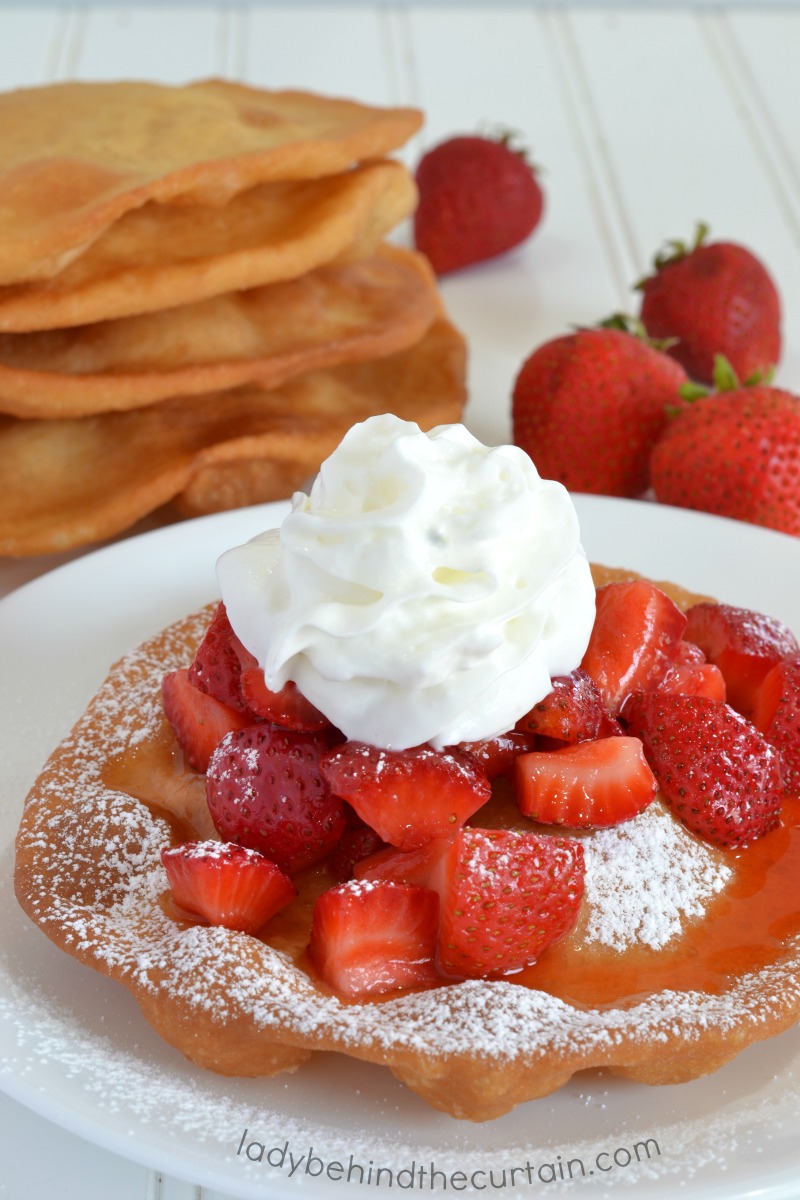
[14,570,800,1122]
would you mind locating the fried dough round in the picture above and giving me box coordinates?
[14,596,800,1122]
[0,80,422,284]
[0,246,437,418]
[0,161,416,332]
[0,315,466,555]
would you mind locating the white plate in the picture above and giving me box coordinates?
[1,497,799,1200]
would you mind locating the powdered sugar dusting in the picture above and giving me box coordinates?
[583,802,732,950]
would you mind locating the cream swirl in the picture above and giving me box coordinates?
[217,414,596,750]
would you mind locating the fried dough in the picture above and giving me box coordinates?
[0,80,422,284]
[0,246,437,418]
[14,585,800,1121]
[0,161,416,332]
[0,316,467,555]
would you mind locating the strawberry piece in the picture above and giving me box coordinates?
[513,736,657,828]
[684,602,799,715]
[515,669,608,743]
[327,821,387,883]
[457,729,537,779]
[622,692,783,848]
[650,384,800,537]
[436,828,585,979]
[580,580,687,715]
[187,603,248,712]
[637,226,781,385]
[309,879,440,999]
[752,655,800,793]
[160,840,296,933]
[206,725,346,875]
[656,649,727,703]
[161,668,250,772]
[354,836,454,888]
[512,325,687,498]
[414,133,544,275]
[239,670,330,731]
[320,743,490,850]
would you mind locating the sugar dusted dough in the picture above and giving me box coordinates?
[13,592,800,1122]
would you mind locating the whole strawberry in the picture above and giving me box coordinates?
[638,223,781,384]
[650,364,800,536]
[413,132,543,275]
[512,322,686,496]
[207,725,346,875]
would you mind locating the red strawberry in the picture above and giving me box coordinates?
[684,602,799,715]
[187,603,248,712]
[413,133,543,275]
[512,324,687,497]
[515,669,608,743]
[580,580,687,715]
[160,840,296,933]
[239,670,330,731]
[354,836,454,888]
[320,743,490,850]
[656,640,727,703]
[436,828,585,979]
[456,729,537,779]
[162,668,250,772]
[650,379,800,537]
[513,735,656,828]
[752,654,800,793]
[327,820,387,883]
[206,725,346,875]
[622,692,783,847]
[637,224,781,384]
[309,879,440,999]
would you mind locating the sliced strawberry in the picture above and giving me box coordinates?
[162,668,251,772]
[206,725,346,875]
[656,641,727,702]
[515,669,608,743]
[319,743,490,850]
[684,602,799,715]
[513,736,657,828]
[457,729,537,779]
[309,879,440,999]
[436,828,584,979]
[187,603,248,712]
[752,654,800,793]
[622,691,783,847]
[160,840,296,933]
[354,836,454,888]
[580,580,687,715]
[239,671,331,731]
[327,822,387,883]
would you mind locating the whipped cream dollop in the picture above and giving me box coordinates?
[217,414,596,750]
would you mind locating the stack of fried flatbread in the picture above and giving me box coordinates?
[0,80,467,556]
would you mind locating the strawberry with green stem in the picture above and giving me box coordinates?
[512,317,687,497]
[637,222,781,384]
[650,357,800,536]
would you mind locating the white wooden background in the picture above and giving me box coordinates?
[1,5,800,1197]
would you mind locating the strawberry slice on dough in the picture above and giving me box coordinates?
[309,879,440,1000]
[513,736,657,828]
[161,840,296,933]
[581,580,687,715]
[435,828,585,979]
[320,742,490,850]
